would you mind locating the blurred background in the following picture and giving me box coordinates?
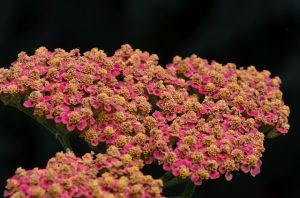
[0,0,299,197]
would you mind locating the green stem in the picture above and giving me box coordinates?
[56,133,72,151]
[89,142,107,153]
[5,100,72,151]
[258,124,281,139]
[161,171,174,183]
[164,177,186,189]
[182,180,196,198]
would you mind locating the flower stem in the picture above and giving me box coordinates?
[89,142,107,153]
[163,177,185,189]
[5,100,72,151]
[182,180,196,198]
[56,133,72,151]
[160,171,173,183]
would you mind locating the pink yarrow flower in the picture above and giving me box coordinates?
[4,149,164,198]
[0,45,290,187]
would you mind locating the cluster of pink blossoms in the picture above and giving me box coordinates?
[4,148,163,198]
[0,45,290,186]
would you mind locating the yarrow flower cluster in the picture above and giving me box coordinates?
[0,44,290,187]
[4,148,163,198]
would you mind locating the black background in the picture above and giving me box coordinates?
[0,0,299,197]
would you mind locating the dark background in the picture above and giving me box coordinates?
[0,0,299,197]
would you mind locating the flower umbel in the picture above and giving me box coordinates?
[0,45,290,188]
[4,150,163,198]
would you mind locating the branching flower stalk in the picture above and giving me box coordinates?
[1,96,72,150]
[0,45,290,197]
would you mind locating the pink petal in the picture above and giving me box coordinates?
[90,117,95,125]
[153,89,161,96]
[219,166,226,174]
[225,172,233,181]
[162,164,172,171]
[166,113,177,121]
[191,174,199,183]
[153,150,164,160]
[257,160,262,167]
[23,100,33,108]
[92,101,100,109]
[91,139,99,146]
[184,70,192,77]
[210,172,220,179]
[241,165,251,173]
[276,125,288,134]
[86,86,96,94]
[250,166,261,177]
[63,97,70,105]
[61,114,69,124]
[97,124,105,131]
[194,179,203,186]
[67,124,76,132]
[77,119,87,131]
[156,101,163,108]
[43,96,52,101]
[172,169,179,177]
[104,104,111,112]
[54,116,62,123]
[153,111,162,119]
[111,69,120,76]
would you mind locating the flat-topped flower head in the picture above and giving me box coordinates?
[4,150,163,198]
[166,56,290,135]
[0,45,290,186]
[153,55,290,184]
[0,45,176,145]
